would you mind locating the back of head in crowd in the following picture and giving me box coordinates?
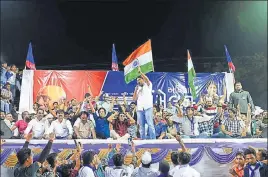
[171,152,179,165]
[113,153,124,167]
[46,153,58,169]
[159,161,171,177]
[82,151,95,166]
[178,151,191,165]
[17,148,32,166]
[141,151,152,168]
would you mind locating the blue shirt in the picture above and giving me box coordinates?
[0,67,7,85]
[93,112,111,138]
[155,122,167,137]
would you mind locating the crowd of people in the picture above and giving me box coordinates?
[1,132,267,177]
[1,65,267,140]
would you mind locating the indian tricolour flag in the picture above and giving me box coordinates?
[123,40,154,84]
[187,50,197,99]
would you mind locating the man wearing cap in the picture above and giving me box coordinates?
[133,67,156,140]
[131,151,159,177]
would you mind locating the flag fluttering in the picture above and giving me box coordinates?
[123,40,154,83]
[224,45,235,73]
[25,42,36,70]
[111,44,119,71]
[187,50,197,99]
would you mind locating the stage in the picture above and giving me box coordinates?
[1,139,267,177]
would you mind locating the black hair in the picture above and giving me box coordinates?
[80,111,89,117]
[244,148,256,157]
[58,164,72,177]
[228,108,237,114]
[236,151,245,158]
[37,108,44,114]
[56,109,65,115]
[21,111,29,119]
[258,149,268,160]
[141,163,150,168]
[130,102,136,105]
[112,153,124,167]
[171,152,179,165]
[234,81,242,86]
[84,93,91,98]
[82,151,95,165]
[46,153,58,168]
[10,64,16,68]
[98,107,106,115]
[53,102,58,105]
[16,148,32,165]
[159,161,170,174]
[178,152,191,165]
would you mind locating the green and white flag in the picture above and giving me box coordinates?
[187,50,197,99]
[123,40,154,83]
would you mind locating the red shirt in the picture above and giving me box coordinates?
[15,120,28,134]
[111,119,131,137]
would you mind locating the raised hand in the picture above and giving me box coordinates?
[24,133,33,142]
[48,133,55,141]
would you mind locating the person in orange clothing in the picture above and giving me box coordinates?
[229,152,245,177]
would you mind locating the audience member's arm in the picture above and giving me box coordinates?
[126,112,135,124]
[228,93,234,108]
[122,92,128,106]
[109,96,115,112]
[37,133,55,163]
[107,112,117,123]
[247,92,255,112]
[67,120,73,138]
[175,135,187,152]
[23,133,33,148]
[24,120,34,135]
[95,91,104,103]
[133,86,139,101]
[91,127,96,139]
[88,99,96,113]
[221,124,232,136]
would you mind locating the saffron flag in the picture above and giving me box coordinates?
[187,50,197,99]
[224,45,235,73]
[123,40,154,83]
[112,43,119,71]
[25,42,36,70]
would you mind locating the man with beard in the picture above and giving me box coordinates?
[11,111,31,138]
[133,66,156,140]
[229,82,255,115]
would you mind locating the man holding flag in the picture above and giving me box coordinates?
[123,40,155,139]
[133,66,156,139]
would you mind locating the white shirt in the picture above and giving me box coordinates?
[47,119,73,137]
[169,165,180,176]
[249,165,261,177]
[173,165,200,177]
[24,118,48,138]
[7,71,16,85]
[78,166,95,177]
[136,81,153,111]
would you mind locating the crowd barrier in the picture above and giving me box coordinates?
[1,139,266,177]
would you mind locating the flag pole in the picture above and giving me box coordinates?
[150,39,155,72]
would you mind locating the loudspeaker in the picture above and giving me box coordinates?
[0,119,13,139]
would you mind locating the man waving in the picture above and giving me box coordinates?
[133,67,156,139]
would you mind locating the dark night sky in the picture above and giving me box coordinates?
[0,0,267,71]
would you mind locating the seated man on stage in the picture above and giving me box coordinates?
[108,111,135,140]
[45,109,73,139]
[74,111,96,139]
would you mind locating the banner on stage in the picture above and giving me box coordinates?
[32,71,226,108]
